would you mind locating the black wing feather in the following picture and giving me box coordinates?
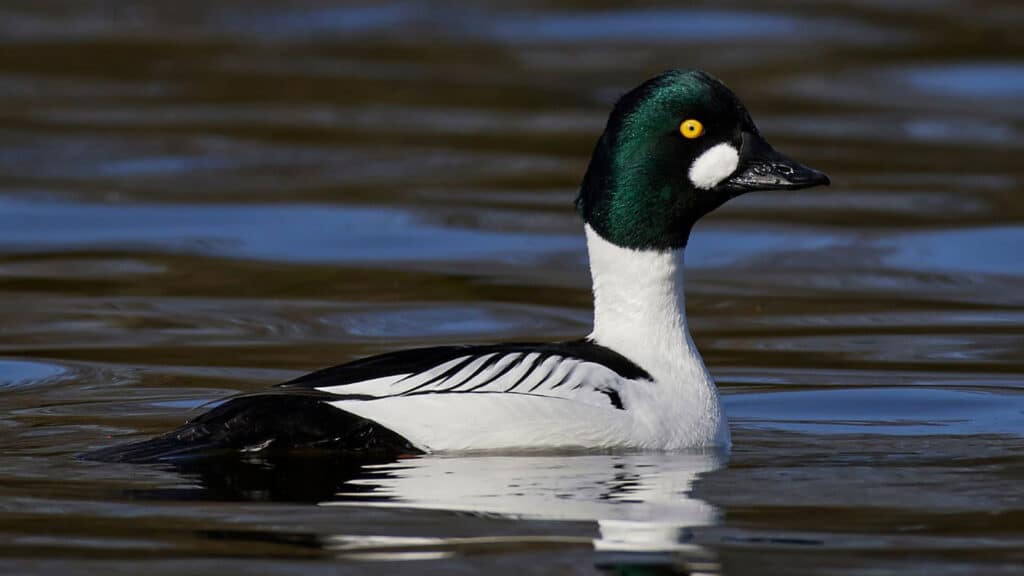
[277,339,650,391]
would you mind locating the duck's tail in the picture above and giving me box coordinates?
[81,391,421,463]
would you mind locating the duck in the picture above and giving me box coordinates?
[85,69,829,463]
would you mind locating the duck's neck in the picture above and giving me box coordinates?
[584,224,701,375]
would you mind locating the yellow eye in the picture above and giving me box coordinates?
[679,119,704,139]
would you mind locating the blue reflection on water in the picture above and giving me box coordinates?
[903,63,1024,98]
[3,196,1021,278]
[0,359,68,389]
[219,4,413,38]
[726,387,1024,436]
[219,5,804,43]
[490,9,801,42]
[885,226,1024,276]
[0,196,579,264]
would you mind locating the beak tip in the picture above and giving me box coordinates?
[787,169,830,190]
[801,168,830,188]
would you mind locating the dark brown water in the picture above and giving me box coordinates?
[1,1,1023,574]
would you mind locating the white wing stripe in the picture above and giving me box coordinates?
[513,355,562,393]
[400,355,479,394]
[501,352,546,392]
[457,352,523,392]
[312,350,638,411]
[535,361,575,392]
[423,353,498,393]
[386,355,471,391]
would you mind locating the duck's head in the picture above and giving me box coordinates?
[576,69,830,250]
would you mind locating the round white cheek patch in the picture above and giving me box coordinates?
[688,143,740,190]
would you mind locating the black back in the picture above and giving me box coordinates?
[277,339,650,391]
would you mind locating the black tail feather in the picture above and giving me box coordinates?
[82,391,421,463]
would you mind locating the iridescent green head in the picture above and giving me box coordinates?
[576,69,829,251]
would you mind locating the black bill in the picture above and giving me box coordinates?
[719,131,830,193]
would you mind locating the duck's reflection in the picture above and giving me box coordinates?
[143,450,725,574]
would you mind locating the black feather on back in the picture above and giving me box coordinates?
[276,339,650,391]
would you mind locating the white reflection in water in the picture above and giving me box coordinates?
[321,452,725,562]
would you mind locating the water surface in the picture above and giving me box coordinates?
[0,1,1022,574]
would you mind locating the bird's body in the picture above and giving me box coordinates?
[86,69,828,463]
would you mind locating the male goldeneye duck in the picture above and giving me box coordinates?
[86,69,829,463]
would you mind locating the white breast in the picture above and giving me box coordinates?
[585,226,731,449]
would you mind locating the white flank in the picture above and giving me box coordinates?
[333,394,635,452]
[687,142,739,190]
[331,357,640,451]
